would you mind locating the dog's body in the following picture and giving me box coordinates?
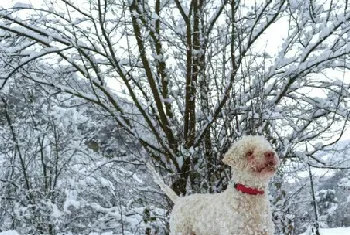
[149,135,279,235]
[169,186,274,235]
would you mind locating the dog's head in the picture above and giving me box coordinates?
[223,135,279,179]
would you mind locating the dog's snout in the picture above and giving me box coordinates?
[264,151,275,159]
[264,151,279,166]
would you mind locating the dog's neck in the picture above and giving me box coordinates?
[230,172,269,191]
[234,183,264,195]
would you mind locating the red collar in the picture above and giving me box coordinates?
[234,183,264,195]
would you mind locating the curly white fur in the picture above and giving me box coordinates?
[149,135,279,235]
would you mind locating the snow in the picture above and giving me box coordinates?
[13,2,33,9]
[63,190,81,213]
[300,227,350,235]
[0,231,19,235]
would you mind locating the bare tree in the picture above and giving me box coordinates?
[0,76,164,234]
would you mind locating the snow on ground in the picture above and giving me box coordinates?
[0,231,19,235]
[301,227,350,235]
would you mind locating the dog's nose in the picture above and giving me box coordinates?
[264,151,275,160]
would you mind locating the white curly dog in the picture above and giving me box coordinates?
[149,135,279,235]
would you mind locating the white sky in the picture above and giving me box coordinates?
[1,0,24,8]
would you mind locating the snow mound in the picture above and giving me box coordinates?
[300,227,350,235]
[0,231,20,235]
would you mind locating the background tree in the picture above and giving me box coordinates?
[0,72,166,234]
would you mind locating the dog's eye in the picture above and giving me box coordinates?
[246,151,253,157]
